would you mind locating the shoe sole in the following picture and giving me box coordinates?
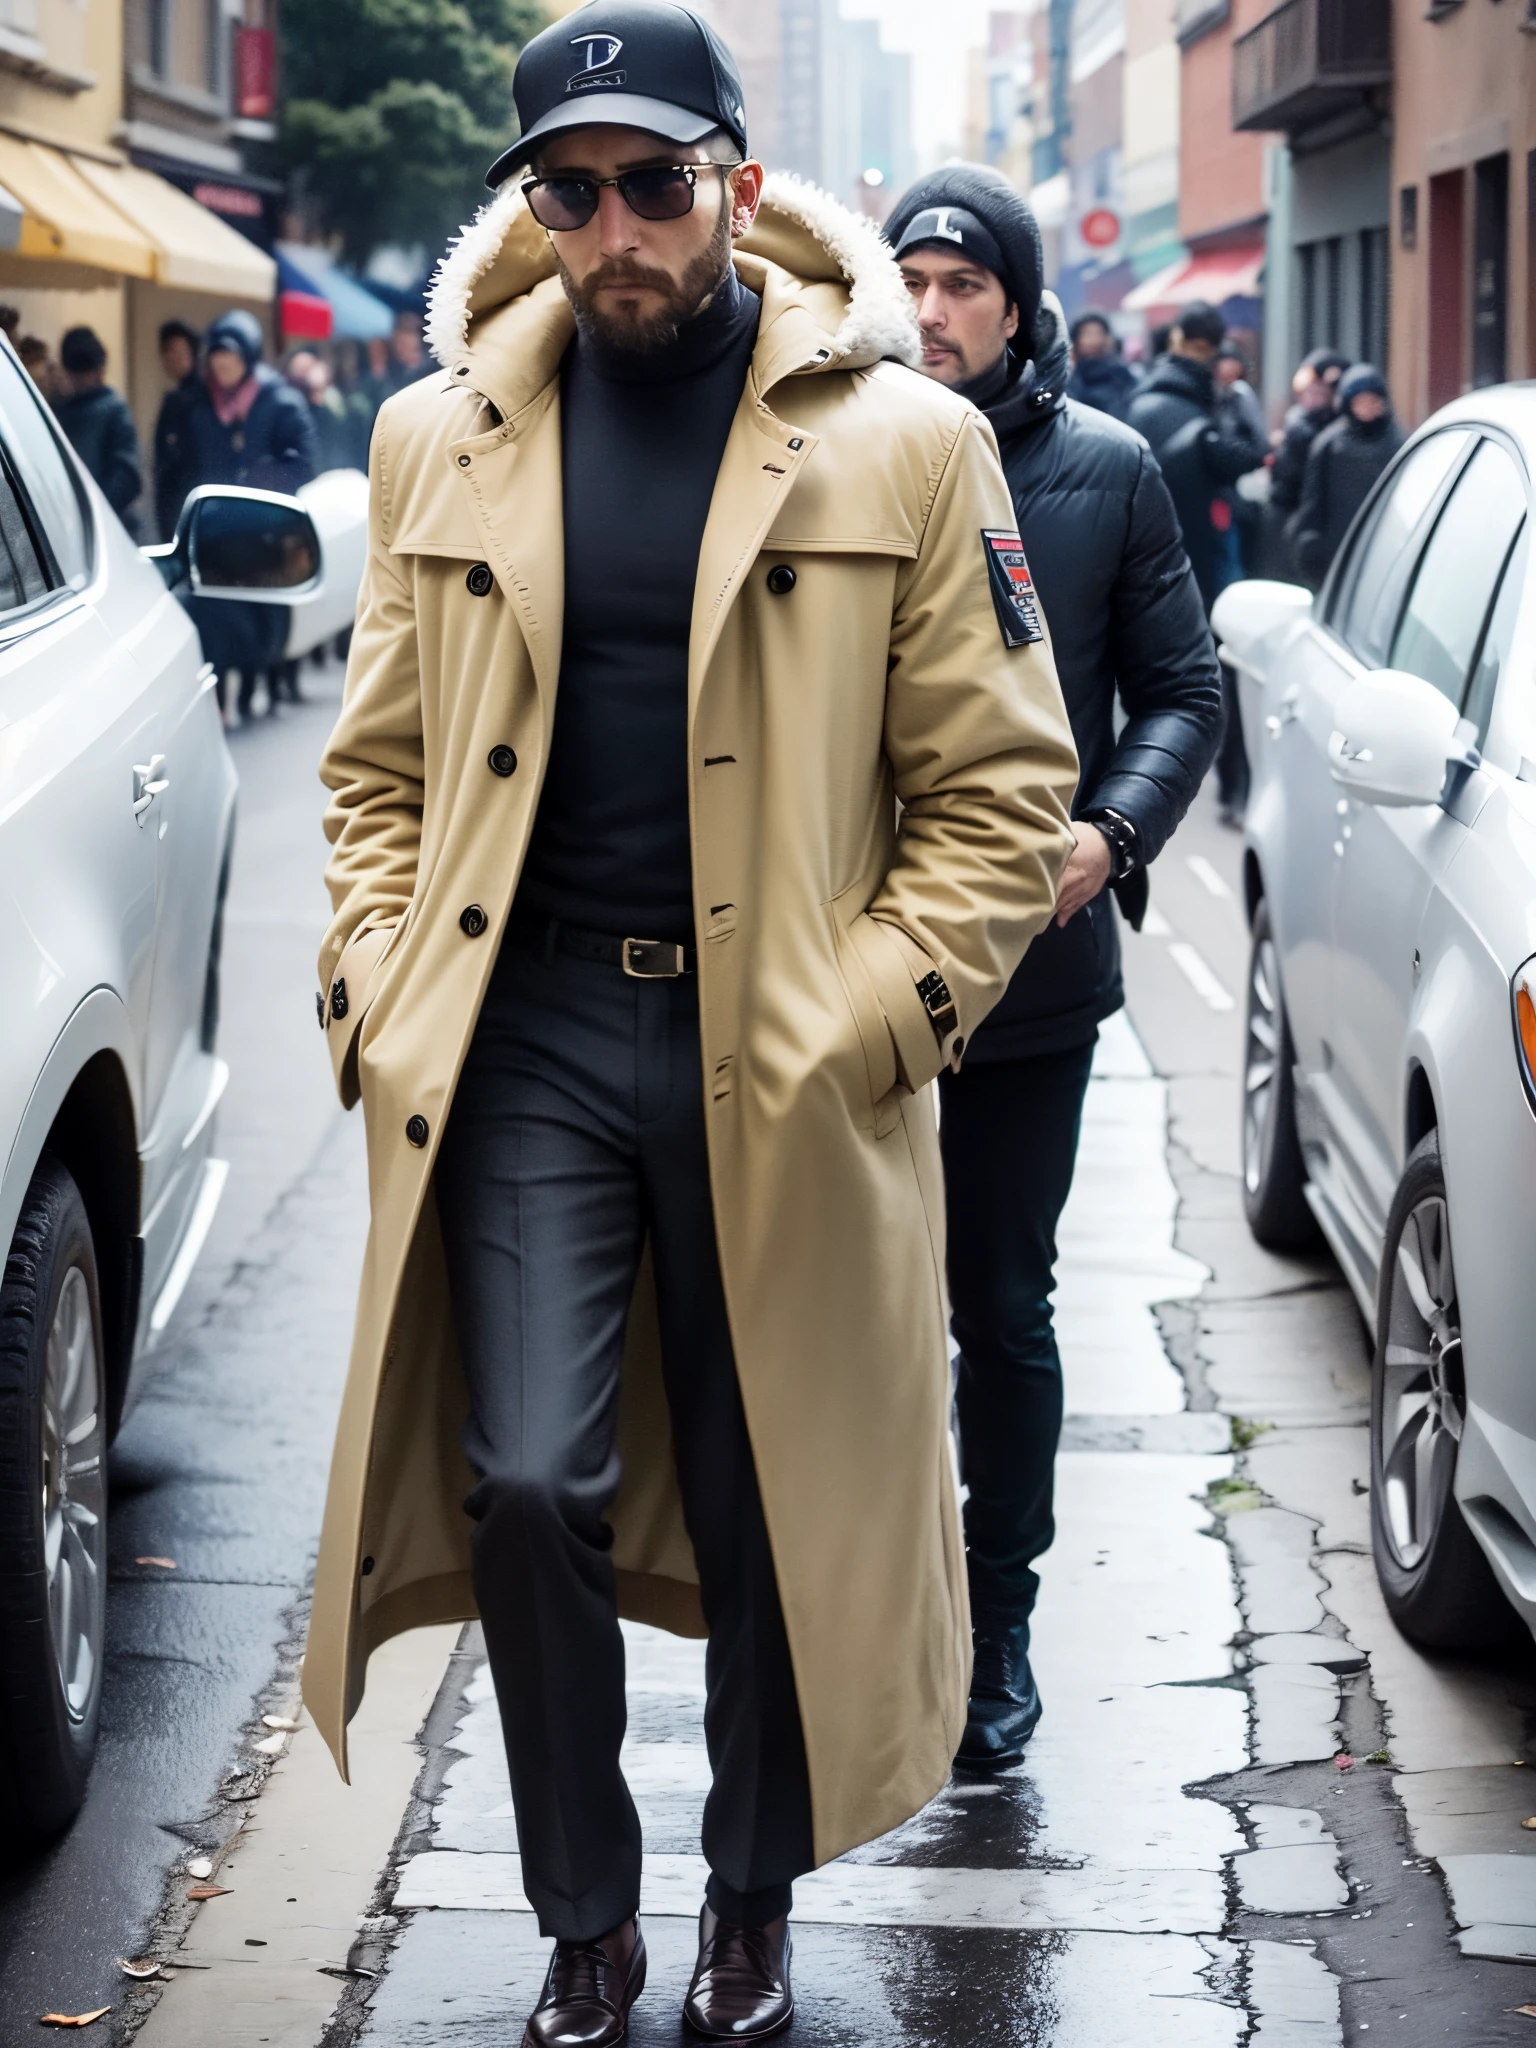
[683,2000,794,2042]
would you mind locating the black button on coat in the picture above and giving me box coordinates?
[968,299,1224,1061]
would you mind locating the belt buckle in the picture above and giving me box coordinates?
[623,937,684,979]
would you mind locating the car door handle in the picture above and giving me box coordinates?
[132,754,169,823]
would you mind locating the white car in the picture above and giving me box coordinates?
[0,343,331,1843]
[1214,388,1536,1659]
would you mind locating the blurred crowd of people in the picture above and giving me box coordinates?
[1065,301,1402,821]
[0,297,431,722]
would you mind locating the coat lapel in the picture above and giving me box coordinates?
[448,383,564,708]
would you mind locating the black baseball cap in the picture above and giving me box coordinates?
[486,1,748,189]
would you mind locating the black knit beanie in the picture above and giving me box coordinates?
[884,164,1045,342]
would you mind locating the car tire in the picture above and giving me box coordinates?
[1241,899,1318,1250]
[0,1157,108,1842]
[1370,1130,1518,1653]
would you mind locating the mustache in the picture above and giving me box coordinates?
[578,260,678,298]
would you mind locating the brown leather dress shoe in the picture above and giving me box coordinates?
[682,1905,793,2040]
[524,1918,646,2047]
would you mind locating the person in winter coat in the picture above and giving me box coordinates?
[1290,363,1404,589]
[307,10,1078,2045]
[1269,345,1348,527]
[887,165,1222,1771]
[172,309,318,721]
[1067,311,1138,421]
[54,327,142,534]
[1128,300,1266,821]
[1126,300,1267,610]
[153,319,201,542]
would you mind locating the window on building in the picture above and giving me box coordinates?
[1400,185,1418,252]
[1360,226,1389,369]
[148,0,170,77]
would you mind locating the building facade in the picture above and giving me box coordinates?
[0,0,274,457]
[1388,0,1536,426]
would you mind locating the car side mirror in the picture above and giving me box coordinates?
[1210,579,1313,673]
[143,486,323,604]
[1328,670,1466,808]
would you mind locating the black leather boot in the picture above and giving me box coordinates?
[683,1905,793,2040]
[955,1614,1041,1769]
[524,1918,645,2047]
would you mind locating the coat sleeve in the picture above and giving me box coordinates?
[102,396,143,518]
[857,408,1079,1094]
[1087,445,1223,865]
[1290,434,1330,588]
[316,415,424,1105]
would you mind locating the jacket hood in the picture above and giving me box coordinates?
[425,171,921,376]
[984,292,1069,442]
[1141,350,1213,405]
[883,164,1044,342]
[206,308,265,371]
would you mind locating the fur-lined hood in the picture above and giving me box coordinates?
[425,170,920,376]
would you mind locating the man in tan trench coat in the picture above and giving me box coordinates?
[308,5,1077,2041]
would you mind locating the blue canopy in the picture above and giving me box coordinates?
[276,243,394,341]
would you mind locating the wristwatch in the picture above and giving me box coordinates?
[915,968,958,1045]
[1083,806,1140,883]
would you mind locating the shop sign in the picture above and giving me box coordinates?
[235,26,276,120]
[1080,207,1121,250]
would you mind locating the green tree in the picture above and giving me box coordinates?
[280,0,546,268]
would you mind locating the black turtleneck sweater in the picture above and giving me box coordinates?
[516,265,761,941]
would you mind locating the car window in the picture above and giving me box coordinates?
[1333,428,1473,666]
[1389,439,1528,706]
[0,348,90,589]
[1462,518,1528,745]
[0,457,50,614]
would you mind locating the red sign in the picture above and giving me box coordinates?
[1080,207,1121,250]
[194,181,263,220]
[280,290,333,342]
[235,26,275,120]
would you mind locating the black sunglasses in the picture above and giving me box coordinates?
[521,163,725,232]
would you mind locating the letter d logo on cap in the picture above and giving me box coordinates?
[568,32,625,90]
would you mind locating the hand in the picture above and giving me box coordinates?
[1055,820,1113,927]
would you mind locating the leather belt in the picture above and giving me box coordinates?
[509,914,696,976]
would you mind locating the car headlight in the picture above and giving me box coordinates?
[1514,958,1536,1112]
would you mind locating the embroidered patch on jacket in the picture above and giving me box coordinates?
[981,529,1046,647]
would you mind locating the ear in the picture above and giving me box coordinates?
[727,160,766,239]
[1002,299,1021,343]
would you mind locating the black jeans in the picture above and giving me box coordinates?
[938,1038,1097,1634]
[434,935,815,1942]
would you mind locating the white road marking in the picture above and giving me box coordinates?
[1140,903,1173,937]
[1186,854,1234,899]
[1168,941,1236,1013]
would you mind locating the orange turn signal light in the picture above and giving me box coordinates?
[1520,984,1536,1085]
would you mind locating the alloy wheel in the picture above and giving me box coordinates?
[1377,1194,1464,1570]
[41,1264,105,1724]
[1243,935,1281,1195]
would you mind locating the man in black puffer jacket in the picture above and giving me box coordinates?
[1290,363,1404,590]
[887,166,1222,1770]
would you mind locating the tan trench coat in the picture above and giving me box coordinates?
[304,173,1079,1866]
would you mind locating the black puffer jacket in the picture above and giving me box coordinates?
[969,300,1224,1060]
[1067,350,1139,422]
[1270,399,1332,518]
[1290,408,1405,589]
[1126,351,1267,608]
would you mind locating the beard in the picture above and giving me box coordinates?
[557,206,733,354]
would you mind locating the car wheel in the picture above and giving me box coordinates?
[1241,899,1318,1250]
[1370,1130,1517,1653]
[0,1158,108,1842]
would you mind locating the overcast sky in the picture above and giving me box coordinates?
[838,0,996,168]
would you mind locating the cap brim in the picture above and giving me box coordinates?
[487,98,718,189]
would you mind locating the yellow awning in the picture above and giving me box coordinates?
[0,134,156,276]
[76,159,277,300]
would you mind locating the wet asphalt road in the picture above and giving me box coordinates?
[0,667,363,2042]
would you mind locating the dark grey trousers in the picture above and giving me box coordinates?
[434,930,816,1942]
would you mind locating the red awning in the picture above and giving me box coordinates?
[1122,243,1265,315]
[280,288,332,341]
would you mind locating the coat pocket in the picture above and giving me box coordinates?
[825,887,902,1138]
